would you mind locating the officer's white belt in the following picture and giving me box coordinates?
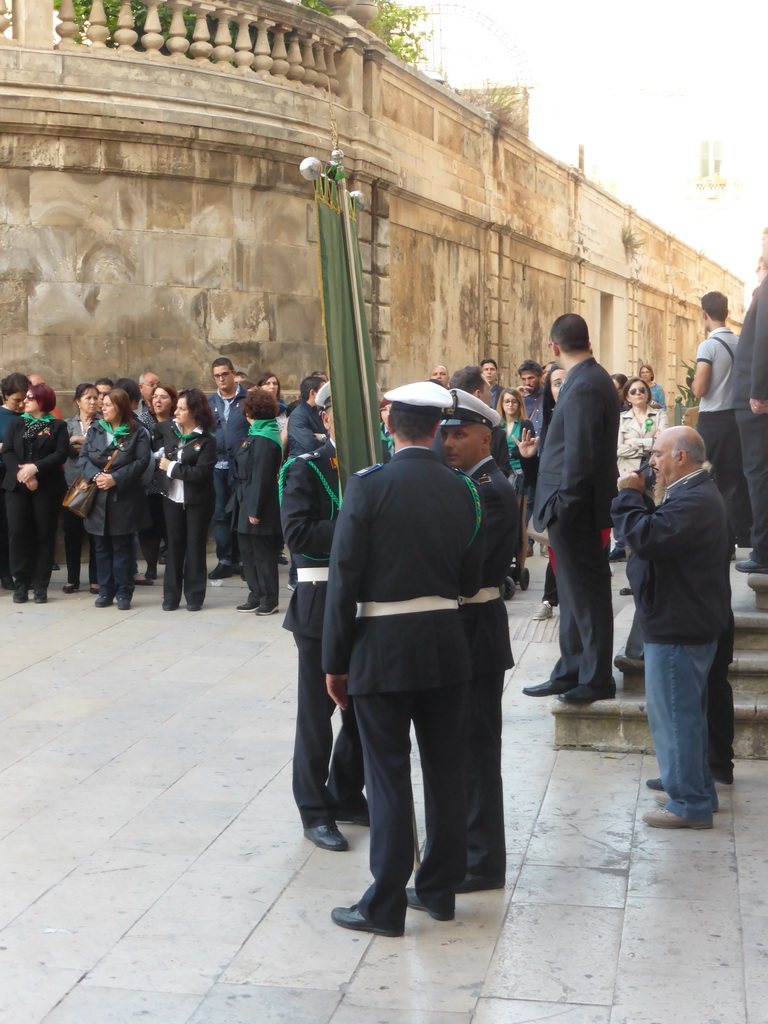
[459,587,502,605]
[297,567,330,583]
[357,596,456,618]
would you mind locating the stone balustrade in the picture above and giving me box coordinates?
[0,0,372,95]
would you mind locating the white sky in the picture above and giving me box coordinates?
[420,0,768,290]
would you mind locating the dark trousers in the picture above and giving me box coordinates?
[0,489,10,580]
[138,492,166,574]
[543,559,558,606]
[466,670,506,879]
[212,468,237,565]
[548,519,614,690]
[5,486,61,592]
[239,532,280,609]
[698,410,752,547]
[736,410,768,563]
[292,633,366,828]
[163,497,214,608]
[93,533,135,601]
[62,506,97,587]
[707,612,735,780]
[354,684,468,931]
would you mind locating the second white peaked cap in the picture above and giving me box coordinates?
[441,388,500,429]
[315,380,332,410]
[383,380,456,416]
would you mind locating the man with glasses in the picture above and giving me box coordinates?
[207,358,248,580]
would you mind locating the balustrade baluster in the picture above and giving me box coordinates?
[325,45,339,94]
[140,0,165,59]
[113,0,138,51]
[190,7,213,64]
[270,26,289,80]
[233,16,254,73]
[167,3,190,60]
[211,11,235,68]
[55,0,81,50]
[86,0,110,48]
[0,0,11,40]
[301,37,317,87]
[313,42,329,91]
[252,20,273,77]
[286,32,304,82]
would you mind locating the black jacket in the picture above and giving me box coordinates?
[459,458,517,674]
[153,421,216,505]
[78,422,151,536]
[611,472,730,645]
[322,447,483,694]
[231,432,282,535]
[733,275,768,406]
[534,356,620,531]
[2,417,68,494]
[280,438,341,639]
[287,401,327,457]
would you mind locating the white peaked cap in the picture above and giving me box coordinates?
[383,381,456,416]
[441,388,500,429]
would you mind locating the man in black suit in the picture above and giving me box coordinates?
[323,381,483,937]
[280,382,366,853]
[441,390,518,893]
[523,313,619,704]
[733,233,768,574]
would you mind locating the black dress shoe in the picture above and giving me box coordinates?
[116,598,131,611]
[13,587,28,604]
[236,601,258,613]
[331,905,403,937]
[454,874,505,894]
[735,558,768,574]
[405,888,454,920]
[162,601,179,611]
[186,603,202,612]
[557,683,616,704]
[33,591,47,604]
[522,680,573,697]
[94,596,113,608]
[710,768,734,785]
[607,547,626,562]
[1,575,14,591]
[208,562,233,580]
[303,824,349,852]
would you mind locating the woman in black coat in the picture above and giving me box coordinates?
[62,382,101,595]
[154,389,216,612]
[78,388,151,610]
[232,388,283,615]
[2,382,69,603]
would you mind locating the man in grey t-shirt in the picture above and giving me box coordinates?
[692,291,752,548]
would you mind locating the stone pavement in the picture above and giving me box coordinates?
[1,555,766,1024]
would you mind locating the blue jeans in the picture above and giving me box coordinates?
[93,533,135,601]
[644,641,718,822]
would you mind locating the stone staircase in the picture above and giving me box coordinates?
[551,568,768,758]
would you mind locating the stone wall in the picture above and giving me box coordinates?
[0,0,743,401]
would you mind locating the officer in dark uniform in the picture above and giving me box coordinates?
[323,381,484,938]
[280,381,367,853]
[441,389,518,893]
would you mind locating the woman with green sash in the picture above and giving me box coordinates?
[79,388,151,610]
[153,389,216,612]
[232,388,283,615]
[2,382,68,604]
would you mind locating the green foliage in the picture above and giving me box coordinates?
[301,0,430,66]
[677,359,700,407]
[459,83,528,134]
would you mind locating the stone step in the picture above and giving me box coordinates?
[747,573,768,611]
[552,693,768,758]
[730,651,768,694]
[734,611,768,650]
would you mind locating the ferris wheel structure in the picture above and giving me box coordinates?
[422,3,533,87]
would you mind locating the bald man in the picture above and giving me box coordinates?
[612,427,730,829]
[430,365,449,388]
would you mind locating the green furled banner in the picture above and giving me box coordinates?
[314,175,383,491]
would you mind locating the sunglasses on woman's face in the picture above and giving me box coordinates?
[628,388,647,395]
[25,394,35,400]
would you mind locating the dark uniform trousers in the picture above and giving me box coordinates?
[354,683,468,930]
[736,410,768,564]
[466,669,506,879]
[548,518,614,690]
[163,497,215,608]
[707,611,735,781]
[239,533,280,609]
[697,410,752,548]
[292,632,366,828]
[6,487,62,591]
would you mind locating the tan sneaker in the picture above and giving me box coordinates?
[642,808,713,829]
[532,600,553,620]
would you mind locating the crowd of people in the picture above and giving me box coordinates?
[3,232,767,936]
